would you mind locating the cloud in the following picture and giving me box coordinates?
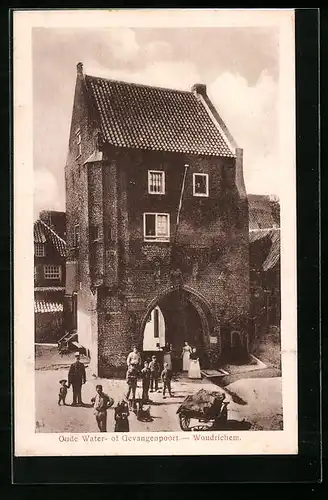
[143,40,173,60]
[97,28,140,62]
[84,59,200,91]
[209,70,279,196]
[34,169,62,219]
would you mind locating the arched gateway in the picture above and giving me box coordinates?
[139,286,220,369]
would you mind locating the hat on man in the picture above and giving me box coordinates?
[59,379,67,384]
[74,352,80,357]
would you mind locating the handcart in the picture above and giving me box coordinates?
[177,389,229,431]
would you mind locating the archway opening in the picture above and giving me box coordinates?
[141,289,209,370]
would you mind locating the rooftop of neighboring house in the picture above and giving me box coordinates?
[39,210,66,240]
[34,217,67,258]
[78,62,237,158]
[248,194,280,271]
[248,194,280,231]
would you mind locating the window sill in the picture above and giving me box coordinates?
[144,238,170,243]
[193,193,209,197]
[148,192,166,195]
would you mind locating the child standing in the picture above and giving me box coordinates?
[161,362,173,399]
[91,384,114,432]
[126,364,138,410]
[149,355,160,392]
[114,399,130,432]
[141,360,151,403]
[58,379,69,405]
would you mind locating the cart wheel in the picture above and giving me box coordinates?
[179,413,191,431]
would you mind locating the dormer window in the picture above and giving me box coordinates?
[35,243,45,257]
[76,129,82,158]
[148,171,165,194]
[193,173,209,197]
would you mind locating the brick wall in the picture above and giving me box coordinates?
[35,312,64,343]
[94,147,249,375]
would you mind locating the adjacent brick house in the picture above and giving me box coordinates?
[65,62,249,377]
[34,212,67,343]
[249,195,281,338]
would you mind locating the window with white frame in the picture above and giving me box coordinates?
[193,173,209,197]
[148,170,165,194]
[35,243,45,257]
[44,265,61,280]
[76,129,82,158]
[144,213,170,241]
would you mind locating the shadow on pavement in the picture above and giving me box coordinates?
[219,419,252,430]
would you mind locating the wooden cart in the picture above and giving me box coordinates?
[176,389,229,431]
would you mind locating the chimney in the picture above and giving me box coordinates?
[77,62,83,76]
[191,83,207,96]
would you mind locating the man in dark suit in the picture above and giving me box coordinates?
[68,352,86,406]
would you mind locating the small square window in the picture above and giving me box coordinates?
[193,173,209,197]
[44,265,61,280]
[144,213,170,242]
[35,243,45,257]
[148,171,165,194]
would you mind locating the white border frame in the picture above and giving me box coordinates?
[14,8,297,457]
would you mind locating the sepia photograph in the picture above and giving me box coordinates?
[14,9,297,456]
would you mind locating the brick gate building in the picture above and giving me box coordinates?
[65,62,249,377]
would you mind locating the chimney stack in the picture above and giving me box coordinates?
[191,83,207,96]
[77,62,83,76]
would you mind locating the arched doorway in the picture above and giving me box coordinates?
[140,287,213,369]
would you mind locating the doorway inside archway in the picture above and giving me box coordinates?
[141,289,209,369]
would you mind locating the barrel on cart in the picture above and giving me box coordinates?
[176,389,229,431]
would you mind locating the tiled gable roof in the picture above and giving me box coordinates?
[249,228,280,271]
[263,230,280,271]
[84,75,235,158]
[248,194,277,230]
[34,219,67,257]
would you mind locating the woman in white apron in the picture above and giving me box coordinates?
[181,341,192,372]
[188,347,201,379]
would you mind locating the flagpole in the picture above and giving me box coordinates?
[175,163,189,240]
[171,163,189,275]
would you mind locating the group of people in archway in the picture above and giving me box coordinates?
[161,341,201,379]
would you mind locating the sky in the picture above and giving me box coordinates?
[33,26,280,218]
